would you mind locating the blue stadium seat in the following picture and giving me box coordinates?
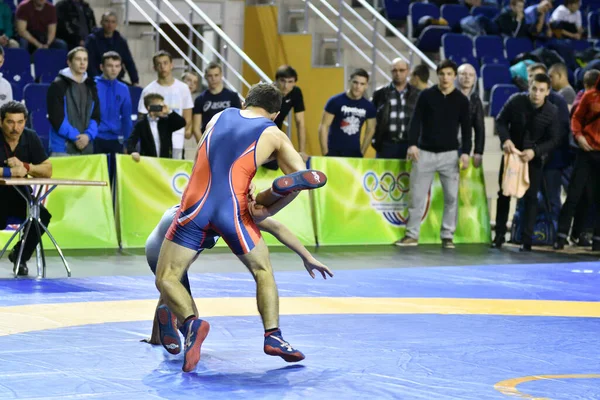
[440,4,469,30]
[1,48,32,81]
[480,64,512,101]
[489,84,519,117]
[588,11,599,38]
[448,54,480,71]
[10,81,22,101]
[409,2,440,37]
[23,83,50,113]
[504,37,534,61]
[33,49,67,83]
[384,0,410,20]
[475,35,505,60]
[570,39,592,51]
[441,33,473,60]
[129,85,142,116]
[481,55,510,67]
[31,111,51,153]
[417,25,451,53]
[471,5,500,19]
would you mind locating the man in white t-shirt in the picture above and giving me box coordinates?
[550,0,583,40]
[138,51,193,160]
[0,47,13,108]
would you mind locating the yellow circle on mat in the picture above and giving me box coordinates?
[1,297,600,336]
[494,374,600,399]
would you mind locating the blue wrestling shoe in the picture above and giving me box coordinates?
[272,170,327,196]
[182,318,211,372]
[156,305,181,355]
[264,329,305,362]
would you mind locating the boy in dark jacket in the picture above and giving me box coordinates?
[127,93,186,161]
[47,46,100,155]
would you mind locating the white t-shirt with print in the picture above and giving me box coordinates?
[550,5,582,29]
[138,79,193,150]
[0,74,13,108]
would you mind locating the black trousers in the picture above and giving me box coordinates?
[495,156,544,245]
[557,151,600,239]
[0,188,52,262]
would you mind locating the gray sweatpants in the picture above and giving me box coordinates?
[405,149,459,240]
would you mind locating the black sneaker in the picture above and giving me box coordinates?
[491,236,504,249]
[8,250,28,276]
[519,243,532,252]
[442,239,455,249]
[554,237,567,250]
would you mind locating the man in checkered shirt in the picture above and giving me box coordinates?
[371,58,421,159]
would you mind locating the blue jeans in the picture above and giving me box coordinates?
[19,37,68,54]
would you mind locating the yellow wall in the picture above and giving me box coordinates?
[244,5,376,157]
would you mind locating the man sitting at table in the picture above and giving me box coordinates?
[0,101,52,276]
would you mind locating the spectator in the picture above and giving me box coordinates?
[371,58,420,159]
[550,0,583,40]
[318,68,376,157]
[0,47,13,107]
[525,0,553,39]
[181,71,202,100]
[461,0,482,11]
[16,0,67,53]
[492,74,560,251]
[395,60,471,249]
[55,0,96,50]
[47,46,100,156]
[192,62,241,141]
[273,65,306,156]
[549,63,576,105]
[555,72,600,251]
[572,70,600,115]
[138,51,193,160]
[456,63,485,168]
[0,101,52,276]
[564,69,600,246]
[94,51,132,155]
[527,63,572,220]
[127,93,186,161]
[0,2,18,48]
[85,11,139,86]
[494,0,530,37]
[409,64,429,90]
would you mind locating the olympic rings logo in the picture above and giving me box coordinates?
[172,172,190,195]
[363,171,411,202]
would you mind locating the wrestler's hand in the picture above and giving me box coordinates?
[249,200,271,223]
[303,257,334,279]
[248,182,257,202]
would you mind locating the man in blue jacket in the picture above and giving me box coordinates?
[94,51,132,155]
[85,11,139,86]
[47,46,100,155]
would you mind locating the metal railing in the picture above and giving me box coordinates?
[292,0,436,88]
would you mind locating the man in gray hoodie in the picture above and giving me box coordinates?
[47,46,100,155]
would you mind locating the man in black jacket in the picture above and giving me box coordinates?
[492,74,561,251]
[85,11,139,85]
[126,93,186,160]
[47,47,100,155]
[395,59,471,249]
[456,63,485,167]
[494,0,530,38]
[55,0,96,50]
[371,58,420,159]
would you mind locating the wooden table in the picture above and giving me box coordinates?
[0,178,107,278]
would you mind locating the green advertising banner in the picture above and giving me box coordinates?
[0,154,118,250]
[116,154,315,248]
[309,156,491,245]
